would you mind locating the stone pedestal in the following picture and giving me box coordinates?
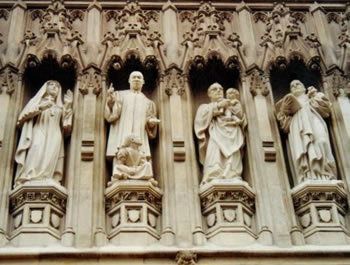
[291,180,349,245]
[105,180,162,246]
[9,180,68,247]
[199,180,257,246]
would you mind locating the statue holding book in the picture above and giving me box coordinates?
[276,80,337,184]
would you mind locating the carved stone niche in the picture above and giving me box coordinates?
[9,180,67,247]
[199,180,257,246]
[105,180,162,246]
[291,180,349,245]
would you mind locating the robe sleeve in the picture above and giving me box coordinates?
[310,92,331,118]
[145,100,158,139]
[104,92,121,123]
[17,103,41,127]
[194,103,217,165]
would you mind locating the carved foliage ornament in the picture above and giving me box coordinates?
[164,67,185,96]
[0,67,18,95]
[79,66,102,95]
[249,70,269,97]
[30,10,44,22]
[69,9,85,23]
[105,190,162,212]
[41,0,73,36]
[181,1,229,45]
[293,191,348,211]
[0,9,9,20]
[256,3,307,47]
[10,190,67,212]
[176,251,197,265]
[330,70,349,98]
[201,190,255,210]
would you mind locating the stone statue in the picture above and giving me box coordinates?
[194,83,246,185]
[14,80,73,187]
[105,71,160,181]
[276,80,337,184]
[110,134,157,186]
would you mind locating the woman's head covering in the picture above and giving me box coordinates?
[18,80,63,125]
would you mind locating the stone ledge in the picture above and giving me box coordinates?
[1,246,350,259]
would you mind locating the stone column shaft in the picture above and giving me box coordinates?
[310,4,337,68]
[5,1,26,64]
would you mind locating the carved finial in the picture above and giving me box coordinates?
[237,1,251,13]
[12,0,27,10]
[87,0,102,12]
[310,2,326,14]
[163,0,177,12]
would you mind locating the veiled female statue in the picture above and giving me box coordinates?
[14,80,73,187]
[276,80,337,184]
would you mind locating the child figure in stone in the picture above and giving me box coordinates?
[110,134,157,186]
[224,88,246,127]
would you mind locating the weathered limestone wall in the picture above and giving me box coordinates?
[0,0,350,264]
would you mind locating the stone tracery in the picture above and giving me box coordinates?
[0,0,349,256]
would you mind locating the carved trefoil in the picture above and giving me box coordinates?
[291,181,349,245]
[199,181,257,246]
[9,182,68,247]
[105,180,162,245]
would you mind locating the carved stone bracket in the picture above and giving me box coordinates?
[0,64,19,148]
[199,180,257,246]
[9,180,68,247]
[79,64,102,96]
[0,64,18,95]
[163,65,186,161]
[176,251,198,265]
[79,65,102,161]
[328,69,349,98]
[291,180,349,245]
[164,66,185,96]
[247,67,276,162]
[105,180,162,245]
[249,68,269,97]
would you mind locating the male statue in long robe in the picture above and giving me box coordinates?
[276,80,337,184]
[194,83,246,185]
[105,71,160,175]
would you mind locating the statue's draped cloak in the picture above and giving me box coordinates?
[279,93,337,182]
[194,102,245,181]
[15,82,64,185]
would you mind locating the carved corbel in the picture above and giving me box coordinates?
[0,64,18,95]
[176,251,197,265]
[247,66,276,162]
[79,65,102,161]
